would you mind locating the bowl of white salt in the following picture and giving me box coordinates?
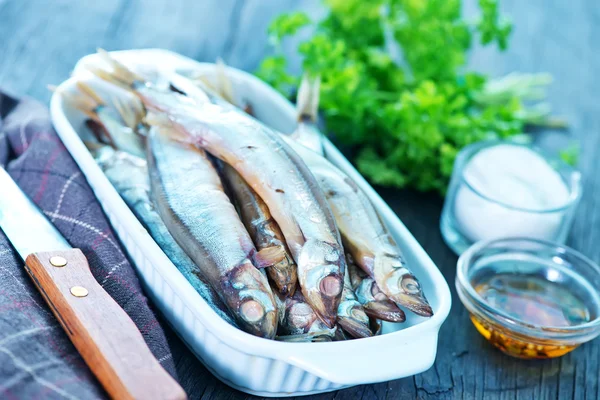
[440,140,582,255]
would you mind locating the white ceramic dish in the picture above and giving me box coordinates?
[50,49,451,397]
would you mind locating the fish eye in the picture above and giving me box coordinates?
[401,277,420,294]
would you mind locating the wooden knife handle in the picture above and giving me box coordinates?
[25,249,187,400]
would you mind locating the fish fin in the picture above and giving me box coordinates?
[296,73,321,122]
[96,48,144,86]
[144,111,172,128]
[253,245,287,269]
[146,112,193,144]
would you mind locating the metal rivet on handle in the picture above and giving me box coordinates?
[50,256,67,267]
[70,286,89,297]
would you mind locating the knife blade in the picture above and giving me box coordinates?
[0,168,72,258]
[0,168,186,400]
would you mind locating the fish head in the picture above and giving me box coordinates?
[337,299,372,339]
[286,301,317,333]
[264,251,298,297]
[374,254,433,317]
[221,260,278,339]
[297,240,345,328]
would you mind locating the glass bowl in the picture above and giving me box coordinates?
[440,140,582,255]
[456,238,600,359]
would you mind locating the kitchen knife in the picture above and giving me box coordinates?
[0,167,186,400]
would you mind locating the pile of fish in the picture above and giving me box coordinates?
[61,50,432,342]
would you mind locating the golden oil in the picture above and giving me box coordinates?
[469,314,577,359]
[470,273,591,359]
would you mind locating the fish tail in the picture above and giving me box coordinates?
[216,57,236,105]
[296,73,321,122]
[111,93,145,131]
[59,81,104,123]
[95,48,143,87]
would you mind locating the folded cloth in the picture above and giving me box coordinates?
[0,92,177,399]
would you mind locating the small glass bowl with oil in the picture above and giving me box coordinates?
[456,238,600,359]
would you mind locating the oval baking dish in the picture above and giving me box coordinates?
[50,49,451,397]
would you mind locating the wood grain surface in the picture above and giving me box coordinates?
[1,0,599,399]
[26,249,186,400]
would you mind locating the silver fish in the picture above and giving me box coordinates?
[92,51,345,328]
[92,146,237,327]
[283,137,433,317]
[192,65,370,338]
[147,125,278,338]
[347,256,405,322]
[274,286,335,342]
[220,163,298,296]
[337,268,373,338]
[197,65,298,297]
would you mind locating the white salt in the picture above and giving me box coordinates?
[454,144,571,243]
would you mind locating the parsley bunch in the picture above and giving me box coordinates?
[256,0,563,193]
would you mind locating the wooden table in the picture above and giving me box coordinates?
[1,0,599,398]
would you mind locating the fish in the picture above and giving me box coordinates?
[146,124,278,338]
[202,66,422,322]
[91,145,237,327]
[336,268,373,338]
[196,63,297,297]
[265,74,430,316]
[347,255,405,322]
[92,50,345,328]
[177,59,430,318]
[69,89,239,327]
[274,286,335,342]
[282,137,433,317]
[59,80,146,157]
[291,74,324,155]
[219,163,298,296]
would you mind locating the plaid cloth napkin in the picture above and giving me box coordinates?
[0,92,177,399]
